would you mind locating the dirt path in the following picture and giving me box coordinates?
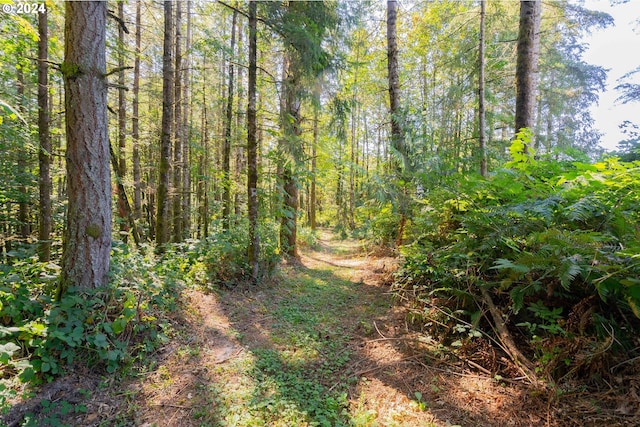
[6,231,615,426]
[126,230,556,427]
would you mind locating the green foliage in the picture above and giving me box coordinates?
[0,244,179,387]
[187,219,280,288]
[395,157,640,380]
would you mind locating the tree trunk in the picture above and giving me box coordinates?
[38,8,52,261]
[279,53,301,258]
[16,65,29,239]
[172,0,183,242]
[386,0,408,171]
[247,0,259,281]
[60,1,110,293]
[222,10,238,229]
[117,0,128,241]
[515,0,541,149]
[478,0,488,177]
[181,0,192,239]
[132,0,142,225]
[155,0,174,250]
[310,105,318,230]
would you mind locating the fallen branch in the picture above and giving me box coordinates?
[480,287,540,385]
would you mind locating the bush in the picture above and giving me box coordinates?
[395,156,640,382]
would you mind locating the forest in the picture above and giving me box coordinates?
[1,0,640,425]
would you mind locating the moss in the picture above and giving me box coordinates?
[61,61,82,79]
[86,224,101,239]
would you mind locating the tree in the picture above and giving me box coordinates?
[156,0,175,249]
[60,1,111,292]
[222,9,238,230]
[132,0,142,225]
[514,0,541,147]
[116,0,128,240]
[267,0,337,257]
[173,0,183,242]
[478,0,487,177]
[37,6,51,262]
[386,0,408,171]
[247,0,259,281]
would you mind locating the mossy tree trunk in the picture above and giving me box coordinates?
[60,0,110,293]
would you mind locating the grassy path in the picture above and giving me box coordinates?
[133,230,452,426]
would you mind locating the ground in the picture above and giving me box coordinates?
[3,230,640,426]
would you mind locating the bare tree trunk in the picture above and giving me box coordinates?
[16,65,29,239]
[38,8,52,261]
[117,0,128,241]
[515,0,541,149]
[156,0,174,250]
[172,0,183,242]
[60,1,110,293]
[247,0,259,281]
[478,0,488,177]
[222,10,238,229]
[310,105,318,231]
[132,0,142,225]
[182,0,192,239]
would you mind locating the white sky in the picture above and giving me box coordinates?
[581,0,640,151]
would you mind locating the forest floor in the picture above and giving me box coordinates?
[4,230,640,426]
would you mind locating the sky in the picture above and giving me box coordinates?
[581,0,640,151]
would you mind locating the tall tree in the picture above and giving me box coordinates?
[37,7,51,261]
[222,9,238,229]
[60,1,111,292]
[117,0,128,240]
[268,0,336,256]
[514,0,541,147]
[173,0,183,241]
[478,0,487,176]
[386,0,408,171]
[247,0,259,281]
[386,0,410,246]
[132,0,142,224]
[156,0,174,249]
[182,0,192,238]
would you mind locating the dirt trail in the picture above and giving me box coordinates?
[5,231,615,426]
[128,230,551,427]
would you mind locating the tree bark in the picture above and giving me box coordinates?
[515,0,541,149]
[222,10,238,229]
[478,0,488,177]
[132,0,142,224]
[310,105,318,231]
[38,8,52,261]
[172,0,183,242]
[155,0,174,250]
[117,0,128,240]
[182,0,192,239]
[16,65,29,239]
[247,0,260,281]
[60,0,111,292]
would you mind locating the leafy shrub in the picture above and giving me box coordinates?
[0,244,178,385]
[395,155,640,382]
[187,219,280,288]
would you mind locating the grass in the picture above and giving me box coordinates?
[191,248,386,427]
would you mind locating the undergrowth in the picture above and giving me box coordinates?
[394,143,640,385]
[0,220,280,412]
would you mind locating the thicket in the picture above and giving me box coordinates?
[394,143,640,385]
